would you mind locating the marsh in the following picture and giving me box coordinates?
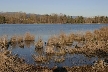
[0,24,108,68]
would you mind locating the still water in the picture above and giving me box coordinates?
[0,24,108,67]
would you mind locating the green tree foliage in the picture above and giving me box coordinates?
[0,12,108,24]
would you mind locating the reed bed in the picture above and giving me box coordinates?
[34,26,108,59]
[0,50,108,72]
[0,50,41,72]
[55,27,107,57]
[0,26,108,71]
[45,45,55,54]
[0,27,107,58]
[84,31,94,41]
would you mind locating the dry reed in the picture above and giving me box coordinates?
[35,37,43,49]
[24,32,35,41]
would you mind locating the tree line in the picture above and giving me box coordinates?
[0,12,108,24]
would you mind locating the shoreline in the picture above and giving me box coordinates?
[1,23,108,24]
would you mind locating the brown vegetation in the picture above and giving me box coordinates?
[1,12,108,24]
[10,35,17,44]
[35,37,43,49]
[0,26,108,71]
[24,32,35,41]
[0,35,8,50]
[32,54,47,63]
[0,50,108,72]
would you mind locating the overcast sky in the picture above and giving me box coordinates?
[0,0,108,16]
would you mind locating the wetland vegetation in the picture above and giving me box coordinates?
[0,26,108,72]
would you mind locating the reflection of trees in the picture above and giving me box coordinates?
[24,41,34,48]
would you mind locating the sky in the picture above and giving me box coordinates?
[0,0,108,17]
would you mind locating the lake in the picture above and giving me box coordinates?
[0,24,108,68]
[0,24,107,41]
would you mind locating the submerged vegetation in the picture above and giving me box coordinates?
[0,26,108,71]
[0,12,108,24]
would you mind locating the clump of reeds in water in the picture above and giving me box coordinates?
[17,35,23,43]
[57,32,76,46]
[35,37,43,49]
[45,45,55,54]
[17,35,24,48]
[24,32,35,41]
[54,56,65,63]
[10,35,17,45]
[47,35,58,46]
[52,32,67,48]
[0,35,9,50]
[55,48,66,56]
[47,32,81,47]
[32,54,47,63]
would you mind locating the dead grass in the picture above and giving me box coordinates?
[17,35,23,43]
[0,26,108,72]
[35,37,43,49]
[24,32,35,41]
[10,35,17,44]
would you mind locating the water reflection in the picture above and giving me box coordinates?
[24,41,34,48]
[8,41,34,49]
[10,43,18,49]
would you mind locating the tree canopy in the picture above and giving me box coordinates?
[0,12,108,24]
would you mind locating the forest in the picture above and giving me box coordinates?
[0,12,108,24]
